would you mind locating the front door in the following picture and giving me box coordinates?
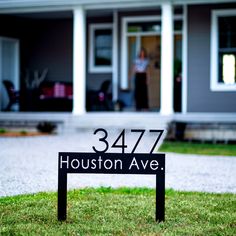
[122,15,184,113]
[141,35,161,110]
[127,35,161,110]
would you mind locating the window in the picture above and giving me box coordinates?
[89,24,113,73]
[174,19,183,31]
[211,10,236,91]
[127,21,161,33]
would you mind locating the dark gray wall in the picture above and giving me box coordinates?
[0,14,73,87]
[188,3,236,112]
[24,18,73,83]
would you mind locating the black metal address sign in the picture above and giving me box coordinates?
[58,129,165,222]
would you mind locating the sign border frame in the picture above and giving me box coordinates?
[58,152,165,222]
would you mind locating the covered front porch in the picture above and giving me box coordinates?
[1,112,236,143]
[0,1,184,115]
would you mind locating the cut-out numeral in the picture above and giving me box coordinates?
[149,130,164,154]
[93,128,164,154]
[92,128,109,153]
[131,129,145,153]
[111,129,127,154]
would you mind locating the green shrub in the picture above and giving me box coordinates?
[0,128,6,134]
[36,121,56,133]
[20,130,28,135]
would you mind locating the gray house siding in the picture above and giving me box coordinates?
[23,18,73,84]
[187,3,236,112]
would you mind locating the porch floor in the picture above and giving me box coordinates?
[0,112,236,132]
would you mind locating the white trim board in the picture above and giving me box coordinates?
[112,11,118,101]
[182,4,187,113]
[0,1,164,14]
[0,0,236,13]
[210,9,236,92]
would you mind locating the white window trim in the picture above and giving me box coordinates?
[182,5,187,113]
[112,11,118,101]
[210,9,236,91]
[89,23,113,73]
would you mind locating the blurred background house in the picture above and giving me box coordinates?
[0,0,235,141]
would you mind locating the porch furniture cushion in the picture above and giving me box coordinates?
[37,81,72,111]
[39,82,72,99]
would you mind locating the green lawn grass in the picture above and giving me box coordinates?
[0,187,235,235]
[159,141,236,156]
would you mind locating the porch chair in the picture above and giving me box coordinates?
[2,80,20,111]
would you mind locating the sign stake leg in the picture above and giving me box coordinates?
[156,171,165,222]
[58,170,67,221]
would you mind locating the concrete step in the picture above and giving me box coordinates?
[63,112,170,133]
[1,112,235,142]
[0,112,170,134]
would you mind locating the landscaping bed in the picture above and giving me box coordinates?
[0,122,57,137]
[0,130,50,137]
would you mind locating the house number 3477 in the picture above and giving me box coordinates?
[92,128,164,154]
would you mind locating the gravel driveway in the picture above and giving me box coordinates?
[0,131,235,197]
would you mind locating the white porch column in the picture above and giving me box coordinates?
[73,7,86,115]
[160,2,174,115]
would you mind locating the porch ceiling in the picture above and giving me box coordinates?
[9,11,73,19]
[86,6,162,17]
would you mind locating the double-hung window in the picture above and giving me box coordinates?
[211,9,236,91]
[89,24,113,73]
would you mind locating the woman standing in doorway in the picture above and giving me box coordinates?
[132,47,150,111]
